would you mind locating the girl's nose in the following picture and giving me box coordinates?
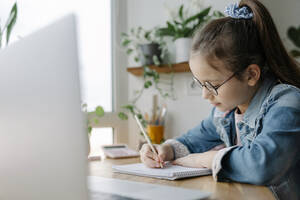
[201,87,213,100]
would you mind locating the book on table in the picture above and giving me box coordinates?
[112,162,212,180]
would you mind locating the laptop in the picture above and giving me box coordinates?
[0,14,210,200]
[0,14,89,200]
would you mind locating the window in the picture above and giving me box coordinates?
[0,0,118,156]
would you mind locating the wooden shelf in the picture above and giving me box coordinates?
[127,62,190,76]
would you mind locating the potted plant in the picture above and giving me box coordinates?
[156,4,224,63]
[121,26,169,66]
[119,27,176,141]
[287,25,300,58]
[0,3,17,48]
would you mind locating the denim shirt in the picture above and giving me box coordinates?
[165,77,300,200]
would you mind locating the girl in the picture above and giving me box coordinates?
[140,0,300,199]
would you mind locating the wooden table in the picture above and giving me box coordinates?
[89,157,275,200]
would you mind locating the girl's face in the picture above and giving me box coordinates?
[189,54,254,113]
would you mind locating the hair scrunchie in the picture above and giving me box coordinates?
[225,2,253,19]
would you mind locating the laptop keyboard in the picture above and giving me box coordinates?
[89,191,139,200]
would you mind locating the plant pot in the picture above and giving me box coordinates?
[174,37,192,63]
[147,125,164,144]
[139,43,162,65]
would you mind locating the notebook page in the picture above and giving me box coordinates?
[112,163,211,180]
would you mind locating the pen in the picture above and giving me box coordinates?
[134,114,163,168]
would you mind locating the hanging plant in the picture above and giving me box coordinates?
[82,104,105,136]
[119,26,176,130]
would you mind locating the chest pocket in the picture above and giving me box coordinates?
[238,118,262,145]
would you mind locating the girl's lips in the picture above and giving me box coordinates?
[211,102,221,107]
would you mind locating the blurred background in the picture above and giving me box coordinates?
[1,0,299,156]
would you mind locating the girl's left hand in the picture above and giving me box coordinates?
[172,151,218,169]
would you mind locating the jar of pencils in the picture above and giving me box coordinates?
[147,125,164,144]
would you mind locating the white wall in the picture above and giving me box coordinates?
[119,0,300,149]
[260,0,300,51]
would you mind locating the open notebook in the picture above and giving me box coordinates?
[112,163,212,180]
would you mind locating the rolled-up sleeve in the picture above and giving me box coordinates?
[174,108,223,154]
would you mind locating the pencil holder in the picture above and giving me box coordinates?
[147,125,164,144]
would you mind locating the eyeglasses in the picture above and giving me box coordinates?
[193,73,236,96]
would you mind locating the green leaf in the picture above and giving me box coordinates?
[290,49,300,58]
[174,20,181,25]
[213,10,225,18]
[126,48,133,55]
[139,131,144,136]
[153,72,160,83]
[145,80,152,88]
[167,22,176,32]
[144,31,151,40]
[122,39,131,47]
[137,114,143,119]
[156,21,177,37]
[95,106,104,117]
[122,104,134,113]
[144,82,149,88]
[143,65,151,78]
[5,3,17,44]
[121,32,128,37]
[88,126,92,134]
[153,55,160,66]
[156,27,174,37]
[184,7,211,26]
[94,118,99,124]
[134,57,139,62]
[181,27,193,38]
[179,5,184,21]
[118,112,128,120]
[287,26,300,48]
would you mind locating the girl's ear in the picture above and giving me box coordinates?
[246,64,261,86]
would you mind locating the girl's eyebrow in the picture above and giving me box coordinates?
[199,78,220,83]
[193,75,220,83]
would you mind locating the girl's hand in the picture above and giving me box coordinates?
[172,151,218,169]
[140,143,174,168]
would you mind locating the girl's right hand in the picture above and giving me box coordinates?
[139,143,174,168]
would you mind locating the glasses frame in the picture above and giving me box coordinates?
[193,73,236,96]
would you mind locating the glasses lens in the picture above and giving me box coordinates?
[193,77,203,89]
[205,82,218,96]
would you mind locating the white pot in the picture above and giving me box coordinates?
[174,37,192,63]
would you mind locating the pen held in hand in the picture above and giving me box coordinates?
[134,114,163,168]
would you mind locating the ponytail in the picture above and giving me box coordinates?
[240,0,300,88]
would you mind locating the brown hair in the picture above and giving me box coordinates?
[191,0,300,88]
